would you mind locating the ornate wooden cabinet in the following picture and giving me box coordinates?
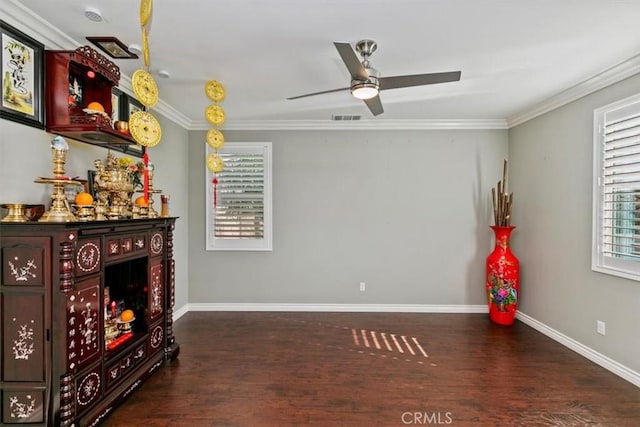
[0,218,179,426]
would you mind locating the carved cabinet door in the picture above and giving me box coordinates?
[1,237,51,425]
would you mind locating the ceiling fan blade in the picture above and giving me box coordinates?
[379,71,461,91]
[334,42,368,81]
[364,95,384,116]
[287,87,350,100]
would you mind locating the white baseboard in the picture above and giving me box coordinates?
[516,311,640,388]
[186,303,488,313]
[172,304,189,321]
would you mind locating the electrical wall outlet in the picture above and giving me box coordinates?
[597,320,606,335]
[359,282,366,292]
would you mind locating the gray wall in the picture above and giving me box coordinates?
[0,116,190,313]
[509,74,640,373]
[188,129,508,305]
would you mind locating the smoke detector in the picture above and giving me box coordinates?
[84,7,103,22]
[128,43,142,55]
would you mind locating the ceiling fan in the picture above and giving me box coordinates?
[287,40,462,116]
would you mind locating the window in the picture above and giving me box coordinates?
[593,92,640,280]
[206,142,272,251]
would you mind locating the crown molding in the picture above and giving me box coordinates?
[4,0,79,50]
[507,54,640,128]
[7,0,640,132]
[117,75,192,129]
[190,118,509,131]
[4,0,190,129]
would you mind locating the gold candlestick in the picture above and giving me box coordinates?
[36,138,82,222]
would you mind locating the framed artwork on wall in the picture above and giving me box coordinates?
[87,170,97,198]
[126,96,144,118]
[118,93,145,157]
[0,20,45,129]
[69,74,83,108]
[111,87,123,123]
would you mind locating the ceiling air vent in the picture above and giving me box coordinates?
[332,114,361,121]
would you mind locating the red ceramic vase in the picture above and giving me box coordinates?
[485,226,519,326]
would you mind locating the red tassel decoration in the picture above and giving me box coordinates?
[143,152,149,203]
[212,176,218,208]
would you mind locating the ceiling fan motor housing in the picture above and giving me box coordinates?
[350,65,379,99]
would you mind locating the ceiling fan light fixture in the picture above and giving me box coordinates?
[351,80,379,100]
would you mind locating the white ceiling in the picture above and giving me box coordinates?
[8,0,640,127]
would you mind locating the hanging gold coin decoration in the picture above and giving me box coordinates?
[205,80,226,103]
[206,128,225,150]
[129,110,162,147]
[140,0,153,26]
[205,104,225,126]
[204,78,226,185]
[206,153,224,173]
[142,28,150,68]
[132,69,159,108]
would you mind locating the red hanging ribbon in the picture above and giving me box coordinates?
[143,152,149,203]
[212,176,218,208]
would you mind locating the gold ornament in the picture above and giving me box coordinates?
[129,110,162,147]
[205,105,225,126]
[206,129,225,150]
[205,80,226,102]
[206,153,224,173]
[142,28,150,68]
[132,69,158,108]
[140,0,153,27]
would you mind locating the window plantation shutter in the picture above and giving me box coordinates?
[594,93,640,280]
[206,142,272,251]
[214,152,265,239]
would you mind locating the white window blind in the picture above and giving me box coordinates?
[593,93,640,280]
[206,142,272,251]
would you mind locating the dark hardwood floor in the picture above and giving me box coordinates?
[102,312,640,426]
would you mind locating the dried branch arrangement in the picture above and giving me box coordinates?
[492,159,513,226]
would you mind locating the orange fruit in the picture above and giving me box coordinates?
[86,101,105,112]
[75,192,94,206]
[135,196,148,207]
[120,309,135,322]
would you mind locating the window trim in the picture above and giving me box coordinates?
[592,92,640,281]
[205,141,273,251]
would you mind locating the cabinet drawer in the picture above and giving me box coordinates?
[2,389,45,423]
[1,237,49,287]
[105,236,130,259]
[132,234,147,253]
[105,361,121,389]
[132,343,146,365]
[106,349,137,391]
[106,233,148,261]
